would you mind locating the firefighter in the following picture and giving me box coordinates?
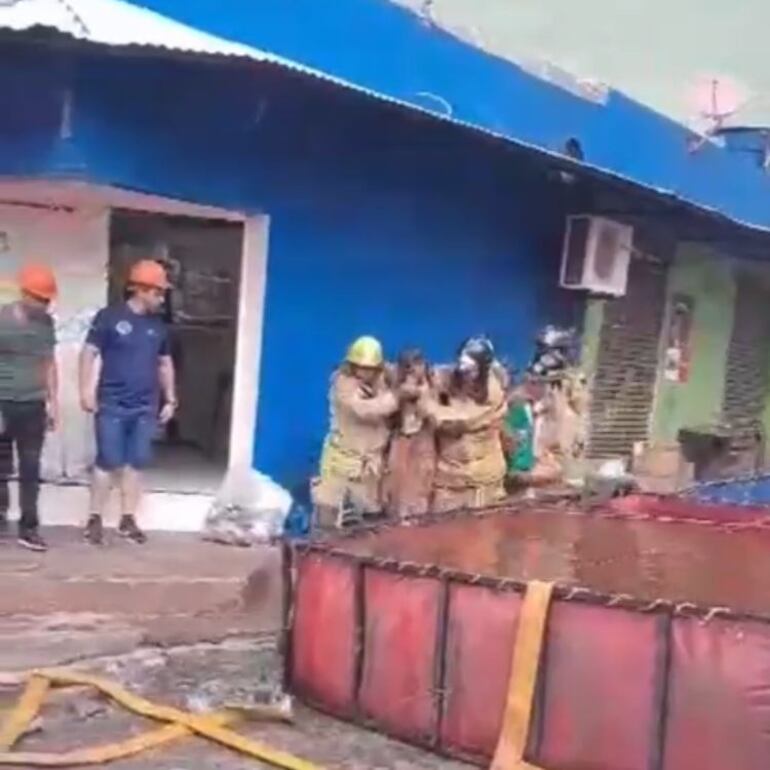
[312,336,398,528]
[0,264,59,551]
[423,337,508,513]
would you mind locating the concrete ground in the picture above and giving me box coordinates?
[0,526,470,768]
[1,640,470,770]
[0,526,280,671]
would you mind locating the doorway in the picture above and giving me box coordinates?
[109,209,244,494]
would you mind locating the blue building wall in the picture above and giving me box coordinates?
[0,45,578,491]
[137,0,770,231]
[0,46,78,176]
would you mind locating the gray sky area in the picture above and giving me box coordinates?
[392,0,770,128]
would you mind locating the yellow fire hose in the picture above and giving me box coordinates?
[490,580,554,770]
[0,668,326,769]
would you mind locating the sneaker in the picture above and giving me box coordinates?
[17,528,48,552]
[118,516,147,545]
[84,515,104,546]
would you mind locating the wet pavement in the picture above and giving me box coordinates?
[339,508,770,616]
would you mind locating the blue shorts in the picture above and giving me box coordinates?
[95,409,157,471]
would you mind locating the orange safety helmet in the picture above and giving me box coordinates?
[17,263,58,302]
[128,260,169,291]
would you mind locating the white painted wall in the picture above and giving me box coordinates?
[0,180,268,531]
[229,216,269,470]
[0,198,108,481]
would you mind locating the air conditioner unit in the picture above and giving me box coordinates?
[559,215,633,296]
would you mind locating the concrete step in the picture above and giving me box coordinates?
[0,527,281,671]
[0,527,280,613]
[0,614,143,672]
[0,612,275,672]
[4,483,212,531]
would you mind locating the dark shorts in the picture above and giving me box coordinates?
[95,408,157,471]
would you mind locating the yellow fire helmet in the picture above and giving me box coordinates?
[346,335,384,368]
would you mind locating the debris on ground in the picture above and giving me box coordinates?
[0,638,468,770]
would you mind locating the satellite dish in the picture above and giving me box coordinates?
[689,74,750,128]
[686,74,751,152]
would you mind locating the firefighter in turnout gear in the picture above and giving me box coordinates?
[422,337,508,513]
[313,336,398,528]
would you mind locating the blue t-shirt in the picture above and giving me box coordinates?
[86,304,170,412]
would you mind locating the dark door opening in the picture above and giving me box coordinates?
[109,209,243,493]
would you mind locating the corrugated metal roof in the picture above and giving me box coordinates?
[0,1,586,165]
[1,0,768,235]
[2,0,561,170]
[0,0,374,88]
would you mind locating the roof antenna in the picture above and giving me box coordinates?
[687,75,746,153]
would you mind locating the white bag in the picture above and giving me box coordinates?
[202,466,292,547]
[597,458,628,479]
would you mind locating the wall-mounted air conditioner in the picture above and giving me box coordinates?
[559,215,633,296]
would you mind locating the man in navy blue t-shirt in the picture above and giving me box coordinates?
[79,260,177,545]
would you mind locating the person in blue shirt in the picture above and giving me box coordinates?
[78,260,177,546]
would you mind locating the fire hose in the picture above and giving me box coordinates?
[0,668,326,769]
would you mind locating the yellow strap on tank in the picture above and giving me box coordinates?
[490,580,554,770]
[0,668,326,770]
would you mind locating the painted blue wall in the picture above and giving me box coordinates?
[0,45,577,492]
[0,46,82,175]
[135,0,770,230]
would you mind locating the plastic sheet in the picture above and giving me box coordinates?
[203,467,292,546]
[683,473,770,507]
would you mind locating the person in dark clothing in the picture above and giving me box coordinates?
[79,260,177,546]
[0,264,59,552]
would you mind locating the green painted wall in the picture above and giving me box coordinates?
[651,244,735,444]
[579,297,605,381]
